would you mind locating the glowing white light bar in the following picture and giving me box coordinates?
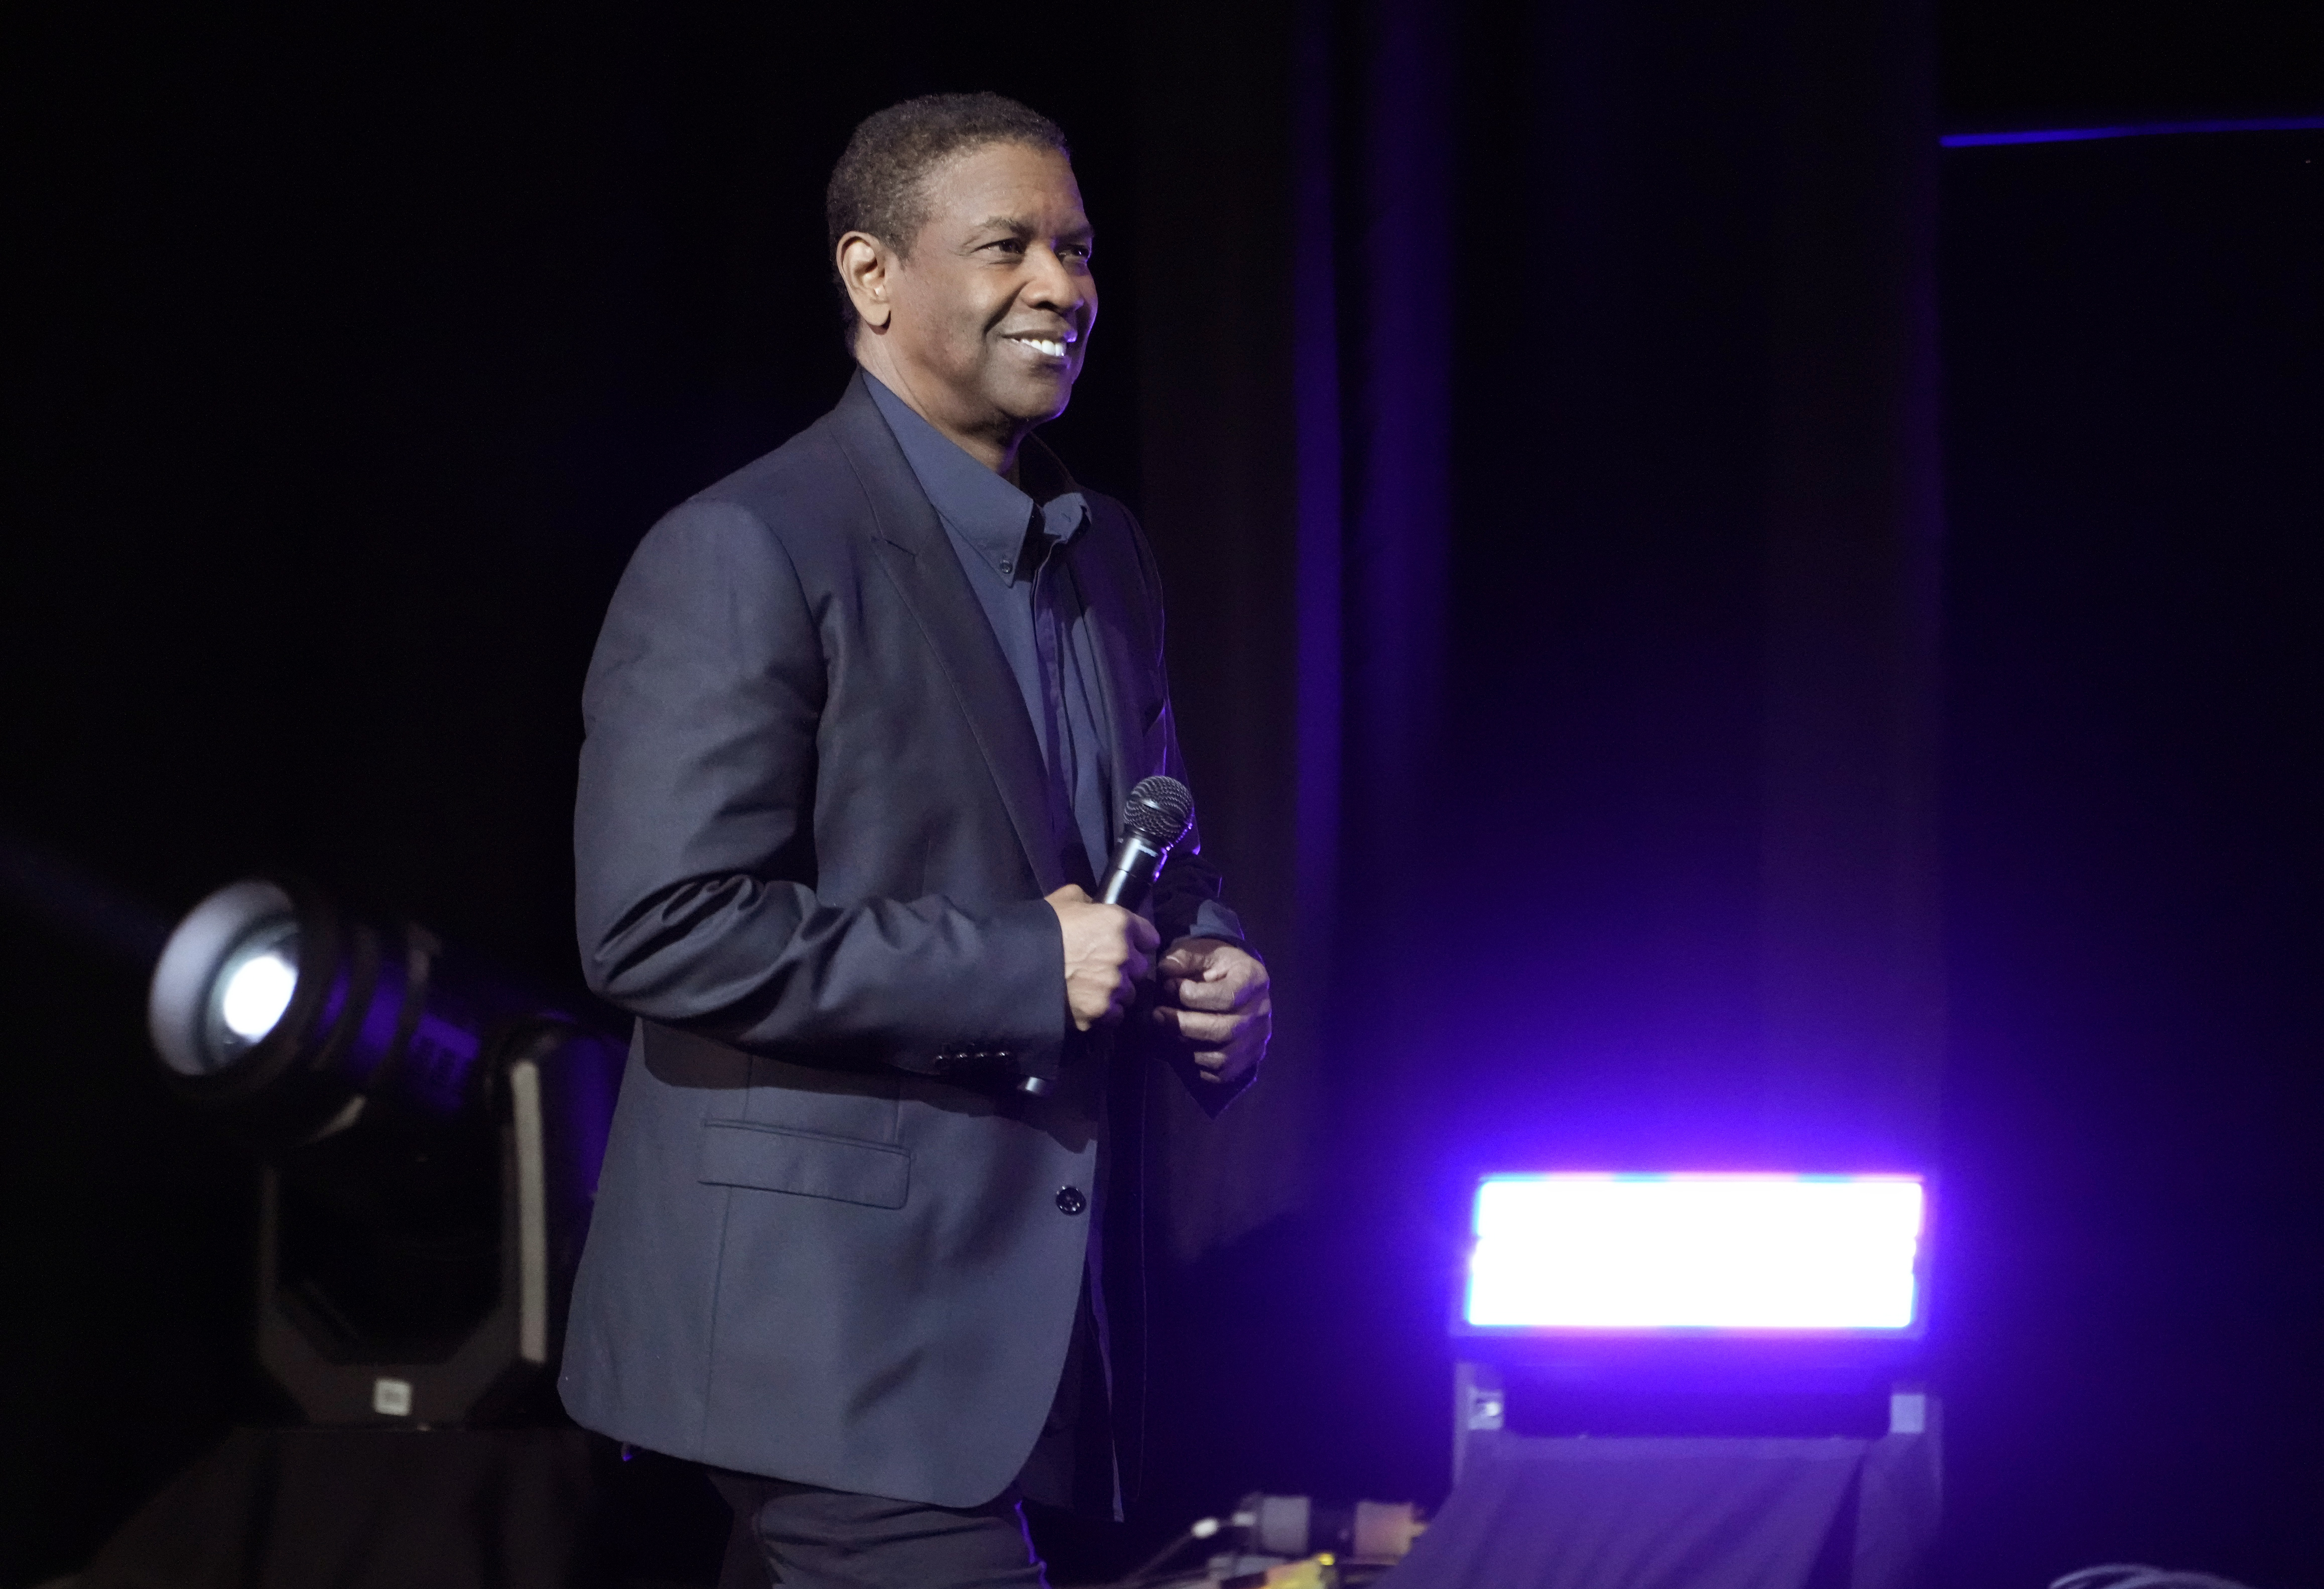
[1465,1174,1925,1331]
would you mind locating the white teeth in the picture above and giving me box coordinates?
[1013,337,1067,358]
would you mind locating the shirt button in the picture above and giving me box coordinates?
[999,560,1013,575]
[1055,1186,1087,1216]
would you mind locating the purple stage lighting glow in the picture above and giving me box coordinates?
[1464,1174,1925,1331]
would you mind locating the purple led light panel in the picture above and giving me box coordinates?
[1465,1174,1924,1331]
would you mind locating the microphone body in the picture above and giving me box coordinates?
[1097,833,1171,908]
[1019,776,1196,1096]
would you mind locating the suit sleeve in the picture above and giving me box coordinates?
[574,499,1066,1070]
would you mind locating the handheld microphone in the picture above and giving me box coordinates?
[1097,775,1196,907]
[1020,776,1195,1096]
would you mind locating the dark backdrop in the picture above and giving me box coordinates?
[1129,0,1948,1544]
[1138,12,2320,1587]
[4,3,2321,1586]
[1936,129,2323,1582]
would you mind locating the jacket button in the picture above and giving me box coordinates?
[1055,1186,1087,1216]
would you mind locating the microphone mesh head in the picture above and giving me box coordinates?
[1120,776,1195,847]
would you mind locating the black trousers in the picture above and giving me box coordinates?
[708,1472,1048,1589]
[706,1266,1116,1585]
[706,1280,1111,1587]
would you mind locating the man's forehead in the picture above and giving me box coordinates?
[924,145,1086,225]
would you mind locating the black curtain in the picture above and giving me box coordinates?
[1124,0,1944,1528]
[1130,8,2321,1584]
[1938,127,2324,1586]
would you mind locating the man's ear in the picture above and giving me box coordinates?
[836,232,893,332]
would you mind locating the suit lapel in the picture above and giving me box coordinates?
[824,375,1065,895]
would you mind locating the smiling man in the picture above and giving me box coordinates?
[557,95,1271,1588]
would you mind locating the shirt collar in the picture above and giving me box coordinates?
[864,371,1088,585]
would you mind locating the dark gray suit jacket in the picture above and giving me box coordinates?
[557,373,1241,1507]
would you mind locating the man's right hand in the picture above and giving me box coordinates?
[1045,884,1158,1030]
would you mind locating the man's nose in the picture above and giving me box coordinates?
[1024,246,1088,315]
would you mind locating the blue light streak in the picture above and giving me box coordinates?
[1943,116,2324,149]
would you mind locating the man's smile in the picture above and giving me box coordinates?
[1003,331,1075,360]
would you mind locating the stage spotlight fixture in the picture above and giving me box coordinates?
[153,878,524,1144]
[1451,1172,1933,1471]
[149,878,626,1427]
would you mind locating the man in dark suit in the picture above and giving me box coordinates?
[558,94,1272,1587]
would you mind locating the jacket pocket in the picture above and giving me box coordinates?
[697,1120,910,1209]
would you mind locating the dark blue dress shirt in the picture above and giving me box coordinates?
[869,378,1247,953]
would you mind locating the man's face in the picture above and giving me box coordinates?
[859,142,1096,441]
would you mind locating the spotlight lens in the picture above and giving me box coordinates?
[221,947,298,1039]
[196,919,302,1069]
[151,881,309,1079]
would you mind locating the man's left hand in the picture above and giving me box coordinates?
[1151,938,1270,1089]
